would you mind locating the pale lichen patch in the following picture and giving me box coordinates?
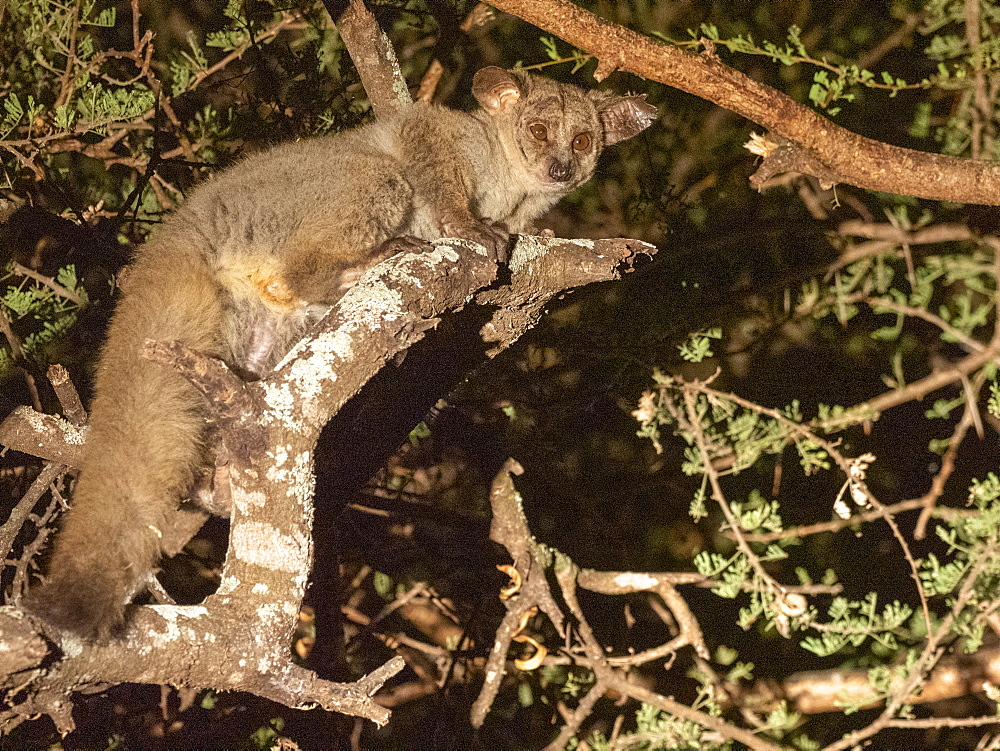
[271,445,289,468]
[341,278,405,325]
[260,379,302,432]
[231,521,309,572]
[266,466,287,484]
[18,407,87,446]
[215,573,238,596]
[255,602,285,628]
[285,450,315,509]
[510,236,594,273]
[428,243,462,263]
[613,572,659,590]
[435,237,487,257]
[234,486,267,509]
[147,605,209,621]
[384,243,462,292]
[63,423,87,445]
[60,633,85,658]
[287,330,347,389]
[146,605,210,641]
[285,327,368,429]
[265,268,415,430]
[266,446,296,485]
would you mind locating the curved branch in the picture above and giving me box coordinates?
[489,0,1000,205]
[1,234,656,733]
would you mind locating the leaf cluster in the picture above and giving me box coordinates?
[0,262,87,378]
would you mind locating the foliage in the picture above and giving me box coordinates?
[5,0,1000,748]
[0,260,87,378]
[631,210,1000,743]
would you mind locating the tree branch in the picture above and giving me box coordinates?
[489,0,1000,205]
[0,234,656,733]
[321,0,410,118]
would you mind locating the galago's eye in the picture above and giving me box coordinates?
[572,132,593,152]
[529,123,548,141]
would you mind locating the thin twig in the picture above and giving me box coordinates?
[0,462,66,565]
[0,307,24,360]
[11,263,85,305]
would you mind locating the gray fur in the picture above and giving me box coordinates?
[25,68,656,639]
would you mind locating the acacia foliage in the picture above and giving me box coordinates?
[3,0,1000,748]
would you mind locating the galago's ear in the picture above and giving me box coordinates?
[472,67,523,113]
[593,92,658,145]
